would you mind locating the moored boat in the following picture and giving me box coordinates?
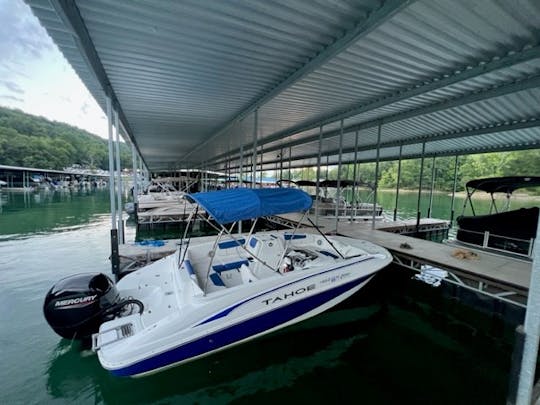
[44,188,392,377]
[452,176,540,259]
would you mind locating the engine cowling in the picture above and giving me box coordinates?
[43,273,120,340]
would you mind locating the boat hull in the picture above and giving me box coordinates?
[94,233,391,377]
[109,273,374,377]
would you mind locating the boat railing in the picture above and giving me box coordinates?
[456,227,535,258]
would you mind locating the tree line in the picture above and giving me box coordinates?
[0,106,131,170]
[281,150,540,194]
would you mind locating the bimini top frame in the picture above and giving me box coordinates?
[463,176,540,215]
[186,188,312,225]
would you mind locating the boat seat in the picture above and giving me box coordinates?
[246,235,285,276]
[212,259,250,274]
[209,272,226,288]
[217,238,245,250]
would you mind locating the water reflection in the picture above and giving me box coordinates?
[0,189,112,239]
[45,304,383,404]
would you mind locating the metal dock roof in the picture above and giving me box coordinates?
[26,0,540,172]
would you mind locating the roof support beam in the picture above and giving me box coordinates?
[212,74,540,167]
[50,0,147,167]
[255,140,540,172]
[182,0,413,161]
[251,44,540,149]
[225,117,540,170]
[210,44,540,167]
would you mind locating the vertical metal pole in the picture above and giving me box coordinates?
[131,144,138,222]
[325,155,330,199]
[106,96,119,279]
[238,146,243,234]
[131,144,138,204]
[450,155,459,227]
[288,146,292,181]
[279,148,284,186]
[259,143,263,188]
[114,110,124,244]
[351,130,359,222]
[315,125,323,226]
[372,124,382,229]
[107,97,117,230]
[335,119,344,232]
[393,144,403,221]
[239,145,244,189]
[516,218,540,404]
[252,110,258,188]
[140,166,143,187]
[416,142,426,232]
[427,156,436,218]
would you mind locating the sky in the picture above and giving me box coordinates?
[0,0,108,139]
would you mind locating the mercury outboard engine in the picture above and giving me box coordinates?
[43,273,122,340]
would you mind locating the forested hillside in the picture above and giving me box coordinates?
[0,106,131,170]
[285,150,540,193]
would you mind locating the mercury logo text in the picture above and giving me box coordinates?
[55,295,97,308]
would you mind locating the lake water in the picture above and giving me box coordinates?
[0,188,533,404]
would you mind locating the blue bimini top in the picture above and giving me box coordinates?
[187,188,313,224]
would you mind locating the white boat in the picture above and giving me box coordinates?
[44,188,391,377]
[126,180,191,215]
[279,179,384,221]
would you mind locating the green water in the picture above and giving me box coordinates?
[0,188,531,404]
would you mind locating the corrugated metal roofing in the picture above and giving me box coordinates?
[26,0,540,172]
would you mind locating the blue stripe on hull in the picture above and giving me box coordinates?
[111,274,372,376]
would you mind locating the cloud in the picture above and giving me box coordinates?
[81,101,90,115]
[1,80,24,94]
[0,94,24,102]
[0,0,53,63]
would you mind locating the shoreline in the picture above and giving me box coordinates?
[377,188,540,201]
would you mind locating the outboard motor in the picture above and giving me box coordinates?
[43,273,121,340]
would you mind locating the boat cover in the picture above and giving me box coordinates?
[188,188,313,224]
[466,176,540,194]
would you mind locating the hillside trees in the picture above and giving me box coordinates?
[0,106,131,170]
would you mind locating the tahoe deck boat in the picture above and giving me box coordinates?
[44,188,392,377]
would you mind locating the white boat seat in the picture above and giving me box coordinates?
[246,235,285,276]
[212,259,250,274]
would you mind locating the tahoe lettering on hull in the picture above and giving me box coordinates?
[262,284,315,305]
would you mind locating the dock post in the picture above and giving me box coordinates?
[393,144,403,221]
[515,215,540,404]
[110,229,120,280]
[114,109,124,244]
[415,142,426,234]
[351,129,359,223]
[427,156,436,218]
[507,325,526,405]
[335,119,344,232]
[252,109,258,189]
[372,124,382,229]
[315,125,323,227]
[239,145,244,234]
[450,155,459,227]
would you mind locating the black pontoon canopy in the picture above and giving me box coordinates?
[466,177,540,194]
